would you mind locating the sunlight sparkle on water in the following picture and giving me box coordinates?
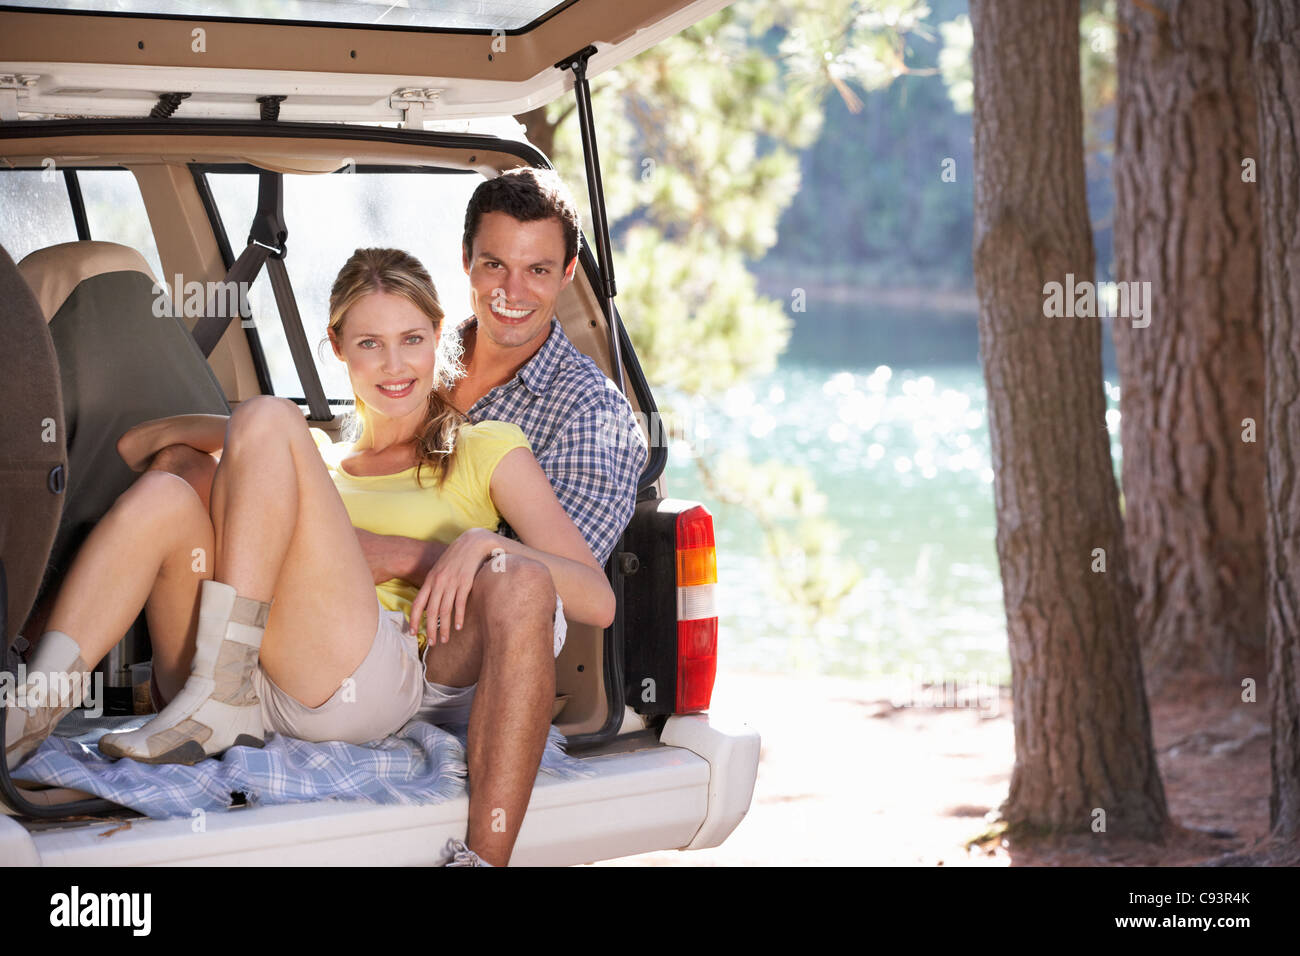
[660,360,1007,679]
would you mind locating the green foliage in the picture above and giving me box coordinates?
[762,0,1117,289]
[531,0,938,659]
[1080,0,1118,155]
[938,14,972,113]
[615,227,790,395]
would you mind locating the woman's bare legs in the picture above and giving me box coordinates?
[44,392,379,709]
[43,469,215,691]
[208,396,378,706]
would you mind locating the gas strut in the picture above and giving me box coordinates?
[557,45,627,397]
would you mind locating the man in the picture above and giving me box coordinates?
[150,167,647,866]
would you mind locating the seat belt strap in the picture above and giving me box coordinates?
[191,241,269,358]
[265,256,331,422]
[190,169,333,422]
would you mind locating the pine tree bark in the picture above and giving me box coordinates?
[1113,0,1266,692]
[1252,0,1300,840]
[971,0,1168,838]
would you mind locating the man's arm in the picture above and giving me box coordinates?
[354,529,448,586]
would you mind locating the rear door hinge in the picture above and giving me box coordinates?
[0,74,39,121]
[389,87,442,129]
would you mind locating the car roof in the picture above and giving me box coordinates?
[0,0,731,123]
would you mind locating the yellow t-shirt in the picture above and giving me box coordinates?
[309,420,531,649]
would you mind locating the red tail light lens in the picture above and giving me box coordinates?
[675,505,718,712]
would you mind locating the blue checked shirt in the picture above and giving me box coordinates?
[458,316,648,567]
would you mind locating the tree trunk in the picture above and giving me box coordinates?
[1253,0,1300,841]
[971,0,1168,839]
[1113,0,1266,693]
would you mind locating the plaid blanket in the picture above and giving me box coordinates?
[12,713,592,820]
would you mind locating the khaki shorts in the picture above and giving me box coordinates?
[250,593,568,741]
[250,596,424,745]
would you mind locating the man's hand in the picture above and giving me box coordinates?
[354,528,448,586]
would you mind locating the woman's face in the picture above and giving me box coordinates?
[330,290,440,422]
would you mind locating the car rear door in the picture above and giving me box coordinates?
[0,0,731,124]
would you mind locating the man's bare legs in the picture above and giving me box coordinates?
[420,556,556,866]
[148,415,558,866]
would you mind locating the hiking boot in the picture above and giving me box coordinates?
[4,631,89,770]
[99,579,270,765]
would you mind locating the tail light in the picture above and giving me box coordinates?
[623,498,719,716]
[675,506,717,712]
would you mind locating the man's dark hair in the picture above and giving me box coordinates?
[462,167,581,268]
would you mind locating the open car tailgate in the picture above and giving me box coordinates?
[0,715,758,866]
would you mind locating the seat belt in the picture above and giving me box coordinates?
[190,169,333,422]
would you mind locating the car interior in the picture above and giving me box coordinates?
[0,127,663,756]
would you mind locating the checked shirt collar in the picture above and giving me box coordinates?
[455,315,566,411]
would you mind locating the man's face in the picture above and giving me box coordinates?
[463,210,576,354]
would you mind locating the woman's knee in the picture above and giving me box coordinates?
[226,395,303,447]
[113,468,208,524]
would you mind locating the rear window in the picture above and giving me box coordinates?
[9,0,566,30]
[0,166,162,278]
[0,168,79,264]
[201,167,481,402]
[76,169,164,279]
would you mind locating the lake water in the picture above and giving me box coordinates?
[663,303,1123,685]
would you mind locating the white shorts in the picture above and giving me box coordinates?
[387,593,567,728]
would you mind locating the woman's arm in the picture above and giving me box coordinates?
[117,413,230,472]
[408,446,617,643]
[486,447,616,627]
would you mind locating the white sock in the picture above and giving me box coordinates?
[22,630,87,708]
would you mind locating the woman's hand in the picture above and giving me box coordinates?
[407,527,501,644]
[116,421,158,472]
[117,414,230,472]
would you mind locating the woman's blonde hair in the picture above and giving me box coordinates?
[324,248,465,488]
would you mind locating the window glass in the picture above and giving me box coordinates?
[77,169,165,280]
[201,174,299,398]
[205,169,481,401]
[0,169,79,264]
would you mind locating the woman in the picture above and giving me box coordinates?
[5,247,612,768]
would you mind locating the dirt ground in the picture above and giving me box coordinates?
[589,669,1281,867]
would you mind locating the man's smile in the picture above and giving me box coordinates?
[491,304,536,323]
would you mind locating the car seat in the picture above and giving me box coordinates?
[6,240,231,660]
[0,241,65,652]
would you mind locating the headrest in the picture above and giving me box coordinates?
[17,241,159,323]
